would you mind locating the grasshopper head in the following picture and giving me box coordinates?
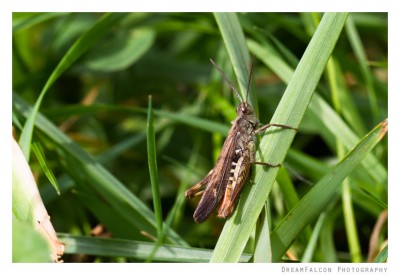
[237,102,257,125]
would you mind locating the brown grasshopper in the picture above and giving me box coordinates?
[185,58,296,223]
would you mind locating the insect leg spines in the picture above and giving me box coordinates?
[252,123,297,167]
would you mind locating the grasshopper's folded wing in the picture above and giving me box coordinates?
[191,126,240,223]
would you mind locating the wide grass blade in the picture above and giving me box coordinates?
[18,13,127,160]
[270,119,387,261]
[210,12,348,263]
[58,233,252,263]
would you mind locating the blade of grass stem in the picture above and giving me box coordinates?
[301,213,327,263]
[345,14,380,122]
[31,141,60,195]
[213,13,252,105]
[147,95,163,244]
[328,51,362,263]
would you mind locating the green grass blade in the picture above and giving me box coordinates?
[58,233,252,263]
[326,57,367,136]
[213,13,253,106]
[31,141,60,195]
[301,213,326,262]
[319,211,339,262]
[270,119,388,261]
[210,12,348,263]
[147,95,163,243]
[342,177,362,262]
[18,13,127,160]
[345,14,380,122]
[328,51,363,262]
[13,93,187,246]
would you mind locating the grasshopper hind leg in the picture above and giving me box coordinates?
[184,169,213,198]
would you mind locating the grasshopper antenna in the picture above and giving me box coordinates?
[245,56,256,103]
[210,58,243,102]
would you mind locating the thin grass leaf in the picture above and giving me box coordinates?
[19,13,127,160]
[328,50,362,263]
[213,13,251,104]
[147,95,163,243]
[345,14,380,122]
[326,57,367,136]
[31,141,60,195]
[58,233,252,263]
[319,209,339,262]
[342,177,362,262]
[270,119,388,261]
[301,213,327,262]
[210,12,349,263]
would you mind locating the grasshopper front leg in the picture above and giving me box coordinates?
[254,123,297,135]
[254,123,297,167]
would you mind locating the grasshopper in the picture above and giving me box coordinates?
[185,58,296,223]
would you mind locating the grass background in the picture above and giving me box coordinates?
[12,12,387,263]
